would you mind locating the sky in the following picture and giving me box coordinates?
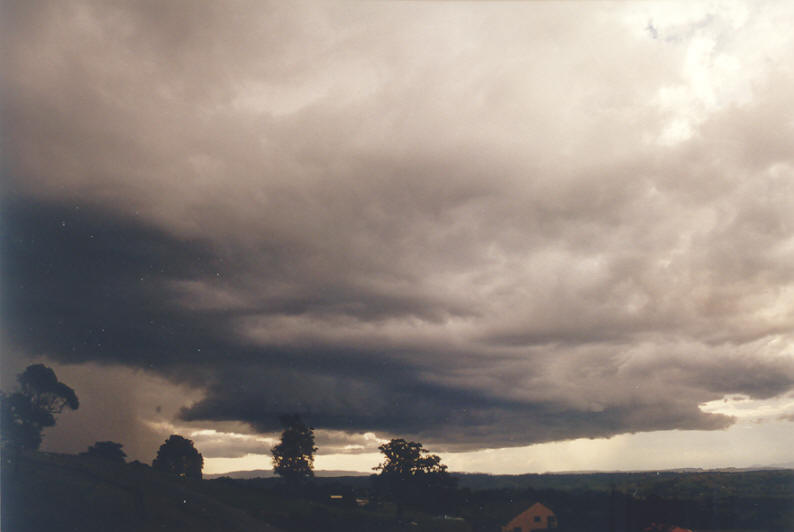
[2,0,794,475]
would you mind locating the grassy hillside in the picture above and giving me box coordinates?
[0,449,471,532]
[4,450,790,532]
[1,448,282,532]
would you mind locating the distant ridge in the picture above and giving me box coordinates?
[206,463,794,480]
[535,464,794,475]
[205,469,371,479]
[449,468,794,494]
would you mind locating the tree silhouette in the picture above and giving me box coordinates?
[81,441,127,463]
[373,438,457,514]
[271,414,317,486]
[152,435,203,480]
[0,364,79,450]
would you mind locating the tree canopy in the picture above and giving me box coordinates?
[152,435,203,480]
[373,438,457,513]
[0,364,79,450]
[271,414,317,485]
[17,364,80,414]
[81,441,127,463]
[375,438,449,477]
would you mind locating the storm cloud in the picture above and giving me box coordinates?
[2,0,794,459]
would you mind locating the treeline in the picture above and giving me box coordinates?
[1,364,205,479]
[270,414,458,516]
[0,365,457,509]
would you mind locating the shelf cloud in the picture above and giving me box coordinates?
[2,0,794,461]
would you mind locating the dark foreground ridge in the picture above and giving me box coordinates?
[0,449,467,532]
[0,448,282,532]
[3,449,793,532]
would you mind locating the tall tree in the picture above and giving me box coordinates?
[152,435,203,480]
[373,438,457,514]
[0,364,79,450]
[81,441,127,463]
[271,414,317,485]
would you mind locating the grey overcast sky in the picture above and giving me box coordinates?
[2,0,794,474]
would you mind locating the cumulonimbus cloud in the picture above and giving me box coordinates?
[2,0,794,457]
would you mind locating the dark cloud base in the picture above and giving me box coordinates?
[2,194,738,451]
[2,194,223,375]
[3,1,794,457]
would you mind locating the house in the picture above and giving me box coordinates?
[354,497,369,507]
[643,523,693,532]
[502,502,558,532]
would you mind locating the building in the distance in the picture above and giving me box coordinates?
[502,502,558,532]
[643,523,693,532]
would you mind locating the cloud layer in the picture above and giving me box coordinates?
[3,0,794,457]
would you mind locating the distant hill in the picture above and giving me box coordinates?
[450,469,794,497]
[205,466,794,495]
[206,469,371,479]
[207,464,794,482]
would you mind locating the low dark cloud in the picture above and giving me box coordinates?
[2,192,749,453]
[2,0,794,460]
[1,196,225,374]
